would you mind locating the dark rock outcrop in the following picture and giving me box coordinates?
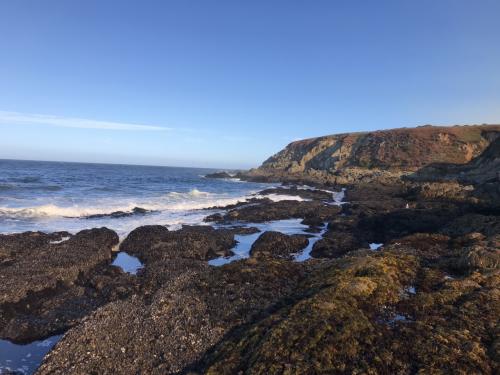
[204,171,233,179]
[311,233,368,258]
[192,247,498,375]
[205,199,341,223]
[36,259,314,375]
[83,206,151,219]
[0,228,137,343]
[120,225,236,262]
[118,225,245,295]
[249,231,309,260]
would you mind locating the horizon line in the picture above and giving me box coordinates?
[0,157,251,171]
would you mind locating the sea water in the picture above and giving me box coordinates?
[0,159,278,236]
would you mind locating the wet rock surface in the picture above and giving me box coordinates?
[310,232,368,258]
[204,171,233,179]
[120,224,237,262]
[118,225,244,295]
[192,247,499,375]
[0,228,138,343]
[205,199,341,223]
[83,206,152,219]
[37,259,313,375]
[249,231,309,260]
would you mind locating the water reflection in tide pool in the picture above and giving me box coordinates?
[111,252,144,274]
[369,243,383,251]
[0,335,62,375]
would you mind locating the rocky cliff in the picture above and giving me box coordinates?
[407,135,500,205]
[244,124,500,184]
[411,135,500,184]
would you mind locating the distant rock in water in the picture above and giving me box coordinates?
[83,206,151,219]
[204,171,233,179]
[240,124,500,184]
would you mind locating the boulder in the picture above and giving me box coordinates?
[249,231,309,260]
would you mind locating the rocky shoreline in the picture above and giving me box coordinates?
[0,180,497,374]
[1,125,499,374]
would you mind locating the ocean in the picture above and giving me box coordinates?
[0,159,274,237]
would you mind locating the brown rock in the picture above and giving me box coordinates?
[249,231,309,260]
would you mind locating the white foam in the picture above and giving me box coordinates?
[0,188,257,238]
[283,185,346,205]
[0,189,250,219]
[168,188,211,198]
[0,185,325,238]
[254,193,308,202]
[281,185,346,204]
[49,236,71,244]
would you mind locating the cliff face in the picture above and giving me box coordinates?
[465,136,500,183]
[246,125,500,184]
[411,135,500,184]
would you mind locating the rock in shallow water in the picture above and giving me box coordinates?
[204,171,233,179]
[119,224,237,262]
[311,233,369,259]
[249,231,310,260]
[205,199,341,223]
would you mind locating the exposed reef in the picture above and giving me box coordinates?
[0,228,137,343]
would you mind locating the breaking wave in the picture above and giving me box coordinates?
[0,189,252,219]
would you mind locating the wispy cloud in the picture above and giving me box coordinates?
[0,110,171,131]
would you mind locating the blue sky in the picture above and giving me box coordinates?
[1,1,499,168]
